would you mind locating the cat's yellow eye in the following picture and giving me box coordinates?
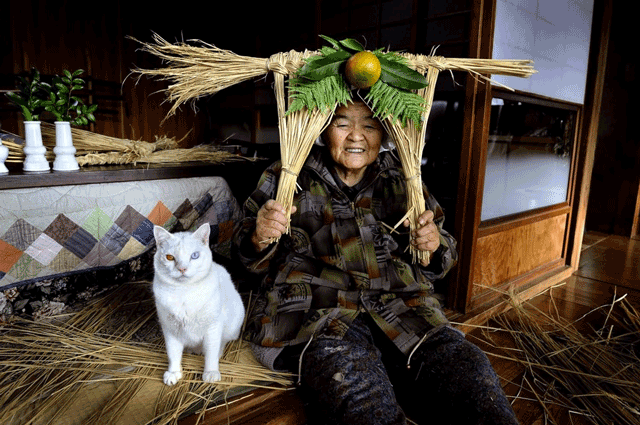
[166,254,175,261]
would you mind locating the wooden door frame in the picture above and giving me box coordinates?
[449,0,495,313]
[449,0,613,314]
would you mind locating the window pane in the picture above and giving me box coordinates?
[481,95,576,221]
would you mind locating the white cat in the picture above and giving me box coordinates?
[152,223,245,386]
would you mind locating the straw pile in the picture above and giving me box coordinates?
[477,289,640,425]
[0,281,293,425]
[3,124,247,167]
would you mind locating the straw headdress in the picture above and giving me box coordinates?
[132,33,536,262]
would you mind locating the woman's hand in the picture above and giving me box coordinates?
[404,210,440,267]
[251,200,297,252]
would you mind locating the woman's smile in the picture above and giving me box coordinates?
[323,101,384,187]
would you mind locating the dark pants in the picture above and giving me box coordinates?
[283,316,519,425]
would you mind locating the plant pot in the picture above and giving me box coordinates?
[52,121,79,171]
[23,121,50,172]
[0,141,8,174]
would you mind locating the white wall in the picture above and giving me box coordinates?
[491,0,594,104]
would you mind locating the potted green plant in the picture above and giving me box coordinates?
[4,68,50,172]
[41,69,97,171]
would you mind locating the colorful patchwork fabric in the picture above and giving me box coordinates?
[0,177,241,292]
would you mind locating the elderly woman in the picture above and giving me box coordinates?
[233,100,518,425]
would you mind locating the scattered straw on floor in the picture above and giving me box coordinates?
[0,282,293,425]
[472,287,640,425]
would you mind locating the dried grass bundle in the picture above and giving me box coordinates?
[0,282,293,425]
[270,52,335,238]
[380,64,441,264]
[75,146,245,167]
[130,33,313,118]
[40,122,178,157]
[3,125,246,167]
[479,289,640,425]
[406,53,536,86]
[1,137,26,163]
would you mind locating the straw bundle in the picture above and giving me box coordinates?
[269,51,335,238]
[379,53,535,263]
[406,53,536,86]
[380,59,442,264]
[131,33,314,118]
[477,289,640,425]
[0,282,293,425]
[3,125,246,167]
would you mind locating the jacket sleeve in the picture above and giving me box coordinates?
[232,162,282,276]
[415,183,458,282]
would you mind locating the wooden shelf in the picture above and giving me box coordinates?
[0,162,230,189]
[0,159,271,205]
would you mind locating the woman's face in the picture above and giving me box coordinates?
[324,101,384,186]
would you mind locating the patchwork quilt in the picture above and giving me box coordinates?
[0,177,242,292]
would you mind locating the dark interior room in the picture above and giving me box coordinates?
[1,1,638,424]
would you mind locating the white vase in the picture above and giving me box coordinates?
[23,121,50,172]
[0,141,8,174]
[53,121,79,171]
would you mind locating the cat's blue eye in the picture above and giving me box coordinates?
[191,252,200,260]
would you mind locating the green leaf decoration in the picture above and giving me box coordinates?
[319,46,338,56]
[365,80,427,130]
[318,35,342,50]
[288,74,352,115]
[377,54,428,90]
[297,50,351,81]
[285,35,429,129]
[339,38,364,52]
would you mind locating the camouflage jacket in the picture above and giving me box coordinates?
[233,146,458,366]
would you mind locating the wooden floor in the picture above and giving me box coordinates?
[182,231,640,425]
[467,231,640,425]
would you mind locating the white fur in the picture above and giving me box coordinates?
[152,223,245,386]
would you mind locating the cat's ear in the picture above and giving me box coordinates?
[153,225,172,245]
[193,223,211,245]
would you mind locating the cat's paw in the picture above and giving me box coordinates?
[163,370,183,386]
[202,370,221,383]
